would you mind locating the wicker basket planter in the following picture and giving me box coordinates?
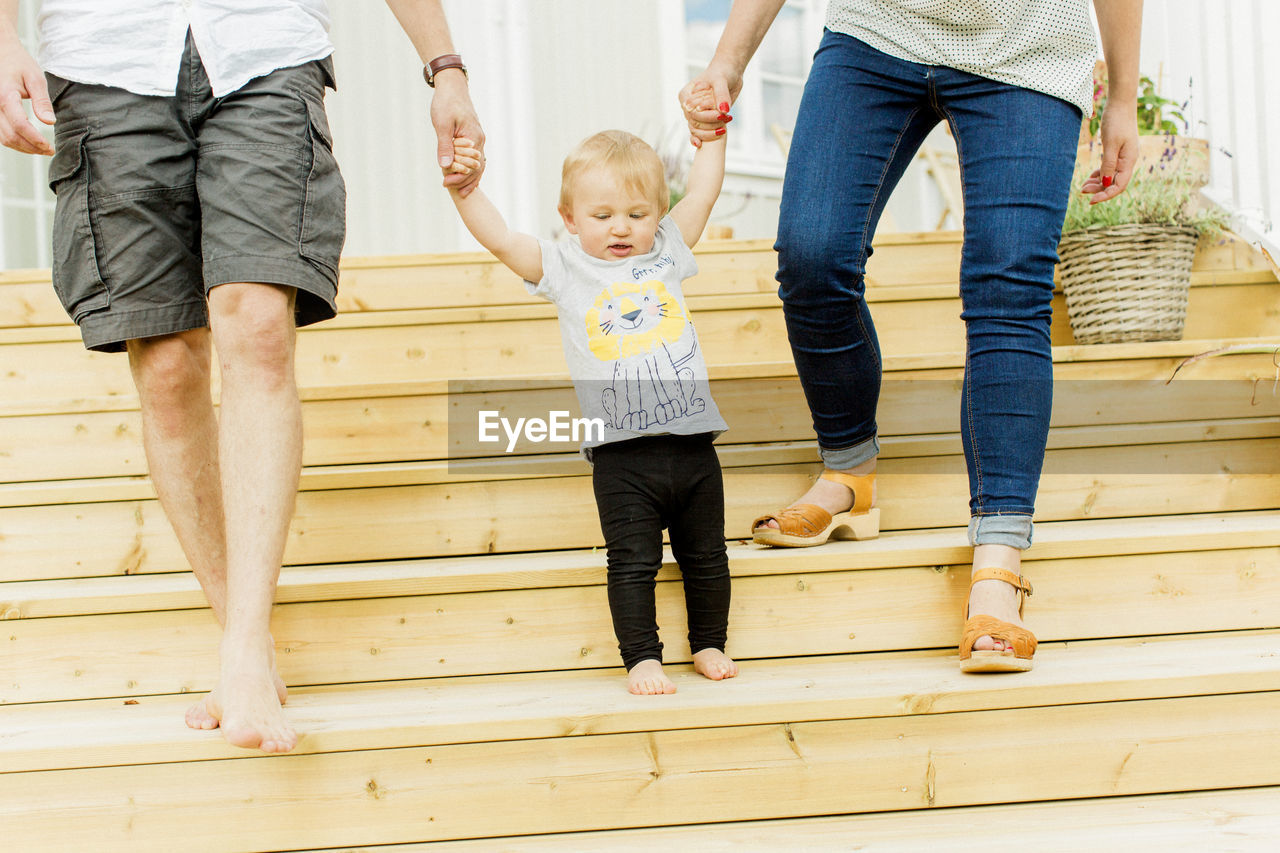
[1057,223,1200,344]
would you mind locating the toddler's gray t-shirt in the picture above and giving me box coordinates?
[525,216,727,461]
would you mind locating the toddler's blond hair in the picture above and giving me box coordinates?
[559,130,668,215]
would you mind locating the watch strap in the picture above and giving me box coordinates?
[424,54,467,88]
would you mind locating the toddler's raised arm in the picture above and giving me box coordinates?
[447,138,543,282]
[669,130,727,249]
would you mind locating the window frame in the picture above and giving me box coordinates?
[660,0,822,184]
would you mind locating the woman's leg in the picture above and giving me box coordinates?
[768,31,938,521]
[938,72,1081,647]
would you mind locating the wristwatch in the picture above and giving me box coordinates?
[424,54,467,88]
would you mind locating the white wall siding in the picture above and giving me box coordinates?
[1141,0,1279,247]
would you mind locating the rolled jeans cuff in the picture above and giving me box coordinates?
[818,435,880,470]
[968,514,1033,550]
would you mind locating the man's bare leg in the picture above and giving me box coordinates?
[126,328,286,734]
[198,282,303,753]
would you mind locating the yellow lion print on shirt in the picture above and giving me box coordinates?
[584,280,706,431]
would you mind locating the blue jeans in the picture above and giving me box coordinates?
[776,30,1082,549]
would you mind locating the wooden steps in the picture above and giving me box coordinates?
[5,512,1278,705]
[0,230,1272,326]
[6,510,1276,617]
[2,230,1278,850]
[5,433,1278,581]
[3,631,1279,850]
[3,340,1277,479]
[344,788,1280,852]
[4,630,1273,773]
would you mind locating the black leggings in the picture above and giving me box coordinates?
[591,433,731,671]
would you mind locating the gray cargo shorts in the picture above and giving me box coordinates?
[46,35,346,352]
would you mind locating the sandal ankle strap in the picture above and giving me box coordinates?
[819,468,874,514]
[967,566,1034,618]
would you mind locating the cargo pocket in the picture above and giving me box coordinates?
[47,129,109,323]
[298,98,346,273]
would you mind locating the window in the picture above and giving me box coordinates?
[683,0,820,175]
[0,4,55,271]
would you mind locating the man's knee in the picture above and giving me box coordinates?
[128,329,213,406]
[209,283,297,382]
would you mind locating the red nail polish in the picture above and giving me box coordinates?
[1102,175,1113,188]
[715,127,725,136]
[719,102,730,113]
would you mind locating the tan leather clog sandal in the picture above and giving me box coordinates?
[751,469,879,548]
[959,567,1037,673]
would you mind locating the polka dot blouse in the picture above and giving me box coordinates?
[827,0,1098,115]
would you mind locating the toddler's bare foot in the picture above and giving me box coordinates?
[186,671,288,731]
[627,659,677,695]
[209,635,297,753]
[692,648,739,681]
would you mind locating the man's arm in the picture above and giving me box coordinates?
[1085,0,1143,203]
[669,137,727,248]
[384,0,485,195]
[679,0,786,147]
[446,140,542,281]
[0,0,54,155]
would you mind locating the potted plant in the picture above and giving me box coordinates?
[1058,67,1227,344]
[1057,155,1228,344]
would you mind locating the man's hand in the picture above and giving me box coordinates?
[430,71,484,197]
[0,34,54,155]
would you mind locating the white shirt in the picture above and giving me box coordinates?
[38,0,333,98]
[827,0,1098,115]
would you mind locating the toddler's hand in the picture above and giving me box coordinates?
[447,137,483,180]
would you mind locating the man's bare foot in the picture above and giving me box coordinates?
[692,648,738,681]
[627,659,677,695]
[209,636,298,753]
[754,464,876,531]
[186,671,288,732]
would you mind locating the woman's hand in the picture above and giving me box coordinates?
[679,62,741,148]
[1081,97,1139,204]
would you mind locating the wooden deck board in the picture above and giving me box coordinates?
[4,510,1279,619]
[337,787,1280,852]
[1,631,1276,774]
[3,691,1278,850]
[5,544,1277,704]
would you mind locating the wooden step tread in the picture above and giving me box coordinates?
[3,230,1270,331]
[3,630,1277,774]
[6,440,1278,582]
[5,511,1278,619]
[5,267,1274,345]
[345,787,1280,852]
[8,417,1278,508]
[4,336,1276,419]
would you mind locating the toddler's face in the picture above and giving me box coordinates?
[560,166,661,261]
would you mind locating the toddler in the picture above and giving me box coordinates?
[447,126,737,695]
